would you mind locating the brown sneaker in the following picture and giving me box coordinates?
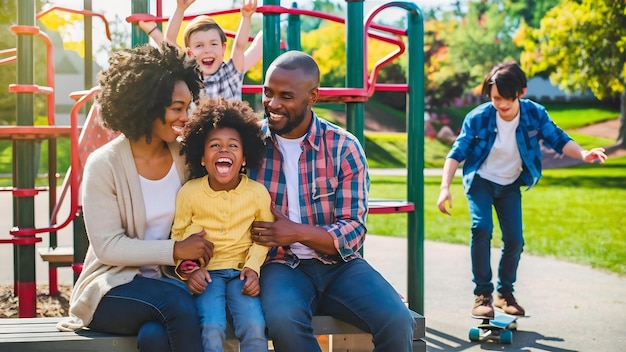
[495,292,525,316]
[471,294,495,319]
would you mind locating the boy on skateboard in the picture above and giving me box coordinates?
[436,61,607,319]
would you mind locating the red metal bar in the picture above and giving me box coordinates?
[127,6,408,101]
[0,88,98,237]
[12,188,40,197]
[36,6,112,41]
[0,126,73,140]
[8,84,53,94]
[17,281,37,317]
[0,48,17,65]
[48,268,58,296]
[368,200,415,214]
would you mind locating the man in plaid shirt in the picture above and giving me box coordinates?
[249,51,415,352]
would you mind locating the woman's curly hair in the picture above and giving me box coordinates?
[96,43,202,142]
[181,97,265,180]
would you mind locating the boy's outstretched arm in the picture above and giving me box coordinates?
[165,0,196,50]
[562,141,608,164]
[232,0,257,73]
[243,30,263,72]
[139,20,165,44]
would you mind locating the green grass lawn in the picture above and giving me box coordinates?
[1,103,624,276]
[367,155,626,276]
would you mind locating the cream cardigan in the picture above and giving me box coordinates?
[57,135,187,331]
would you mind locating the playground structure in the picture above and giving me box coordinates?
[0,0,425,320]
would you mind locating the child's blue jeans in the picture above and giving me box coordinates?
[467,174,525,295]
[195,268,267,352]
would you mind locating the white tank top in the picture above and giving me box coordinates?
[275,134,315,259]
[138,162,181,278]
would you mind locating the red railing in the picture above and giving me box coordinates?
[126,4,409,103]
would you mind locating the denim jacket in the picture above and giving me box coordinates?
[447,99,572,193]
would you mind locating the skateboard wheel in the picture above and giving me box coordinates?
[500,329,513,344]
[469,327,480,341]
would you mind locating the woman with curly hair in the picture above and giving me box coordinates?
[170,97,272,352]
[56,43,213,352]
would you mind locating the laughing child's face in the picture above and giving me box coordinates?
[187,28,227,77]
[201,127,245,191]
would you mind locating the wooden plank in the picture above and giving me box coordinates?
[37,247,74,263]
[0,311,426,352]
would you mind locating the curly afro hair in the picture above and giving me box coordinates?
[96,43,202,142]
[181,97,265,180]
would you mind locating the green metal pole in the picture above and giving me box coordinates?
[345,0,364,145]
[15,0,37,317]
[84,0,93,89]
[131,0,150,47]
[286,2,301,51]
[405,4,425,315]
[262,0,282,79]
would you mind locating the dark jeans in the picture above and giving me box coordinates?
[260,258,415,352]
[88,275,203,352]
[467,175,524,295]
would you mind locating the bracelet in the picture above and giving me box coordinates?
[148,25,158,35]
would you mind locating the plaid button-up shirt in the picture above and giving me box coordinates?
[448,99,573,193]
[202,60,243,100]
[248,112,370,267]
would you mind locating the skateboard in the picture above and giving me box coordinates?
[469,311,519,344]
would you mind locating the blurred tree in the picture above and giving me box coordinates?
[301,0,343,33]
[445,0,521,92]
[302,21,345,87]
[505,0,559,28]
[517,0,626,146]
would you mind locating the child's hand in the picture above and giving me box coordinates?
[176,0,196,11]
[241,0,257,18]
[240,267,260,297]
[582,147,607,164]
[186,269,211,295]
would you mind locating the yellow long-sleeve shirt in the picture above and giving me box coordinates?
[171,174,273,276]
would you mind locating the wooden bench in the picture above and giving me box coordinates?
[0,312,426,352]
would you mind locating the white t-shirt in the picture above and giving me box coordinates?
[275,134,315,259]
[478,112,523,186]
[138,163,181,278]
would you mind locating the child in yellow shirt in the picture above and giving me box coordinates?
[171,96,272,351]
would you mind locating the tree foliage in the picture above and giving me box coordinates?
[505,0,560,28]
[517,0,626,144]
[518,0,626,99]
[445,0,521,91]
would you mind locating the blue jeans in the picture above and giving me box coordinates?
[467,175,524,295]
[195,269,267,352]
[260,258,415,352]
[88,275,203,352]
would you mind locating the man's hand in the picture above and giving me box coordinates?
[251,205,297,247]
[173,230,213,267]
[186,269,211,295]
[240,267,260,297]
